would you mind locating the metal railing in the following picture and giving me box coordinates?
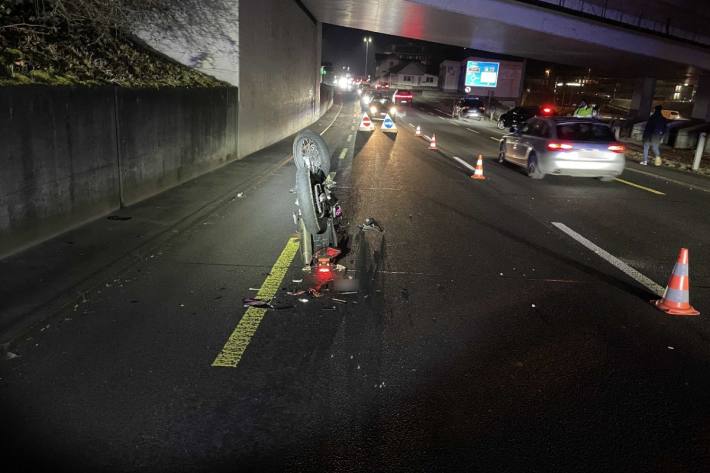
[525,0,710,48]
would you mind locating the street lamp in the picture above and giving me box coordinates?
[363,36,372,81]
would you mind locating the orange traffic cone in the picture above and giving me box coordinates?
[415,125,421,136]
[429,133,437,150]
[652,248,699,316]
[471,155,486,180]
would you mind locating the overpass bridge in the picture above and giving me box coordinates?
[304,0,710,119]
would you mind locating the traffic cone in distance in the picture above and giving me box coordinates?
[429,133,437,150]
[652,248,699,316]
[471,155,486,180]
[415,125,421,136]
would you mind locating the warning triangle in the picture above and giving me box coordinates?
[381,114,397,133]
[358,113,375,132]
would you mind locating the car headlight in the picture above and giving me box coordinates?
[370,105,377,114]
[390,107,397,115]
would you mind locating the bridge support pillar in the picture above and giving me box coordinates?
[630,77,656,119]
[691,74,710,121]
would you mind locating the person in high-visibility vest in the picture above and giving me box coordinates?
[573,100,593,118]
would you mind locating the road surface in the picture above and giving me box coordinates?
[2,93,710,472]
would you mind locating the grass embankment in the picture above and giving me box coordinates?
[0,5,225,87]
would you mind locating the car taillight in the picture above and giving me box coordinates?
[547,142,574,151]
[542,107,552,114]
[608,144,625,153]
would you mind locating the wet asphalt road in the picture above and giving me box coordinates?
[2,93,710,472]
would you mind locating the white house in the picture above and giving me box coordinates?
[386,62,439,88]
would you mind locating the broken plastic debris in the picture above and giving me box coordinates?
[288,290,307,296]
[667,346,675,350]
[292,279,303,283]
[531,304,536,308]
[359,217,384,232]
[237,192,245,198]
[332,298,347,303]
[334,264,346,272]
[248,287,260,291]
[242,297,273,309]
[4,351,19,360]
[298,298,309,303]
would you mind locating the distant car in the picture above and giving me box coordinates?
[454,97,486,120]
[392,89,414,105]
[367,92,397,120]
[497,117,625,181]
[497,105,555,129]
[375,81,390,90]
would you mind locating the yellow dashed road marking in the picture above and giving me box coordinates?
[212,237,300,368]
[614,178,665,195]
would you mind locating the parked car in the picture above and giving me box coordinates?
[392,89,414,105]
[367,92,397,120]
[497,105,555,129]
[454,97,486,120]
[497,117,625,181]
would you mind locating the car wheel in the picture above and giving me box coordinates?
[293,130,331,176]
[295,169,327,234]
[526,153,545,179]
[598,176,615,182]
[498,142,507,164]
[497,119,506,130]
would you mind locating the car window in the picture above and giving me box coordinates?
[556,122,615,142]
[460,99,484,107]
[538,121,551,138]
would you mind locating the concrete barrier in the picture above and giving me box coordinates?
[0,86,238,258]
[117,87,238,205]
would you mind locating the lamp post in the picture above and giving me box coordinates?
[363,36,372,81]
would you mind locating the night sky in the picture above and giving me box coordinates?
[321,24,580,79]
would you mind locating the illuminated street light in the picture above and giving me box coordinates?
[363,36,372,80]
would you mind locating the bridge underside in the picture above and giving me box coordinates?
[304,0,709,80]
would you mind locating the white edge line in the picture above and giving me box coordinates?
[320,102,344,136]
[551,222,664,296]
[452,156,476,173]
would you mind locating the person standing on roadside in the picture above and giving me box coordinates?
[573,99,593,118]
[642,105,668,166]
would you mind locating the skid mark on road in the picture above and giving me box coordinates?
[552,222,664,296]
[614,177,665,195]
[212,237,300,368]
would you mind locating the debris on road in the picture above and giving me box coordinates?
[359,217,384,232]
[292,279,303,283]
[332,298,347,304]
[242,297,273,309]
[298,298,309,303]
[287,290,307,296]
[334,264,347,272]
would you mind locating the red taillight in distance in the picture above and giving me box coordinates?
[547,142,574,151]
[608,144,625,153]
[540,105,554,116]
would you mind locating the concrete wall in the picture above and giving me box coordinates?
[135,1,239,86]
[0,86,238,258]
[117,88,238,205]
[239,0,322,158]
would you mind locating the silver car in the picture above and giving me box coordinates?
[498,117,625,181]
